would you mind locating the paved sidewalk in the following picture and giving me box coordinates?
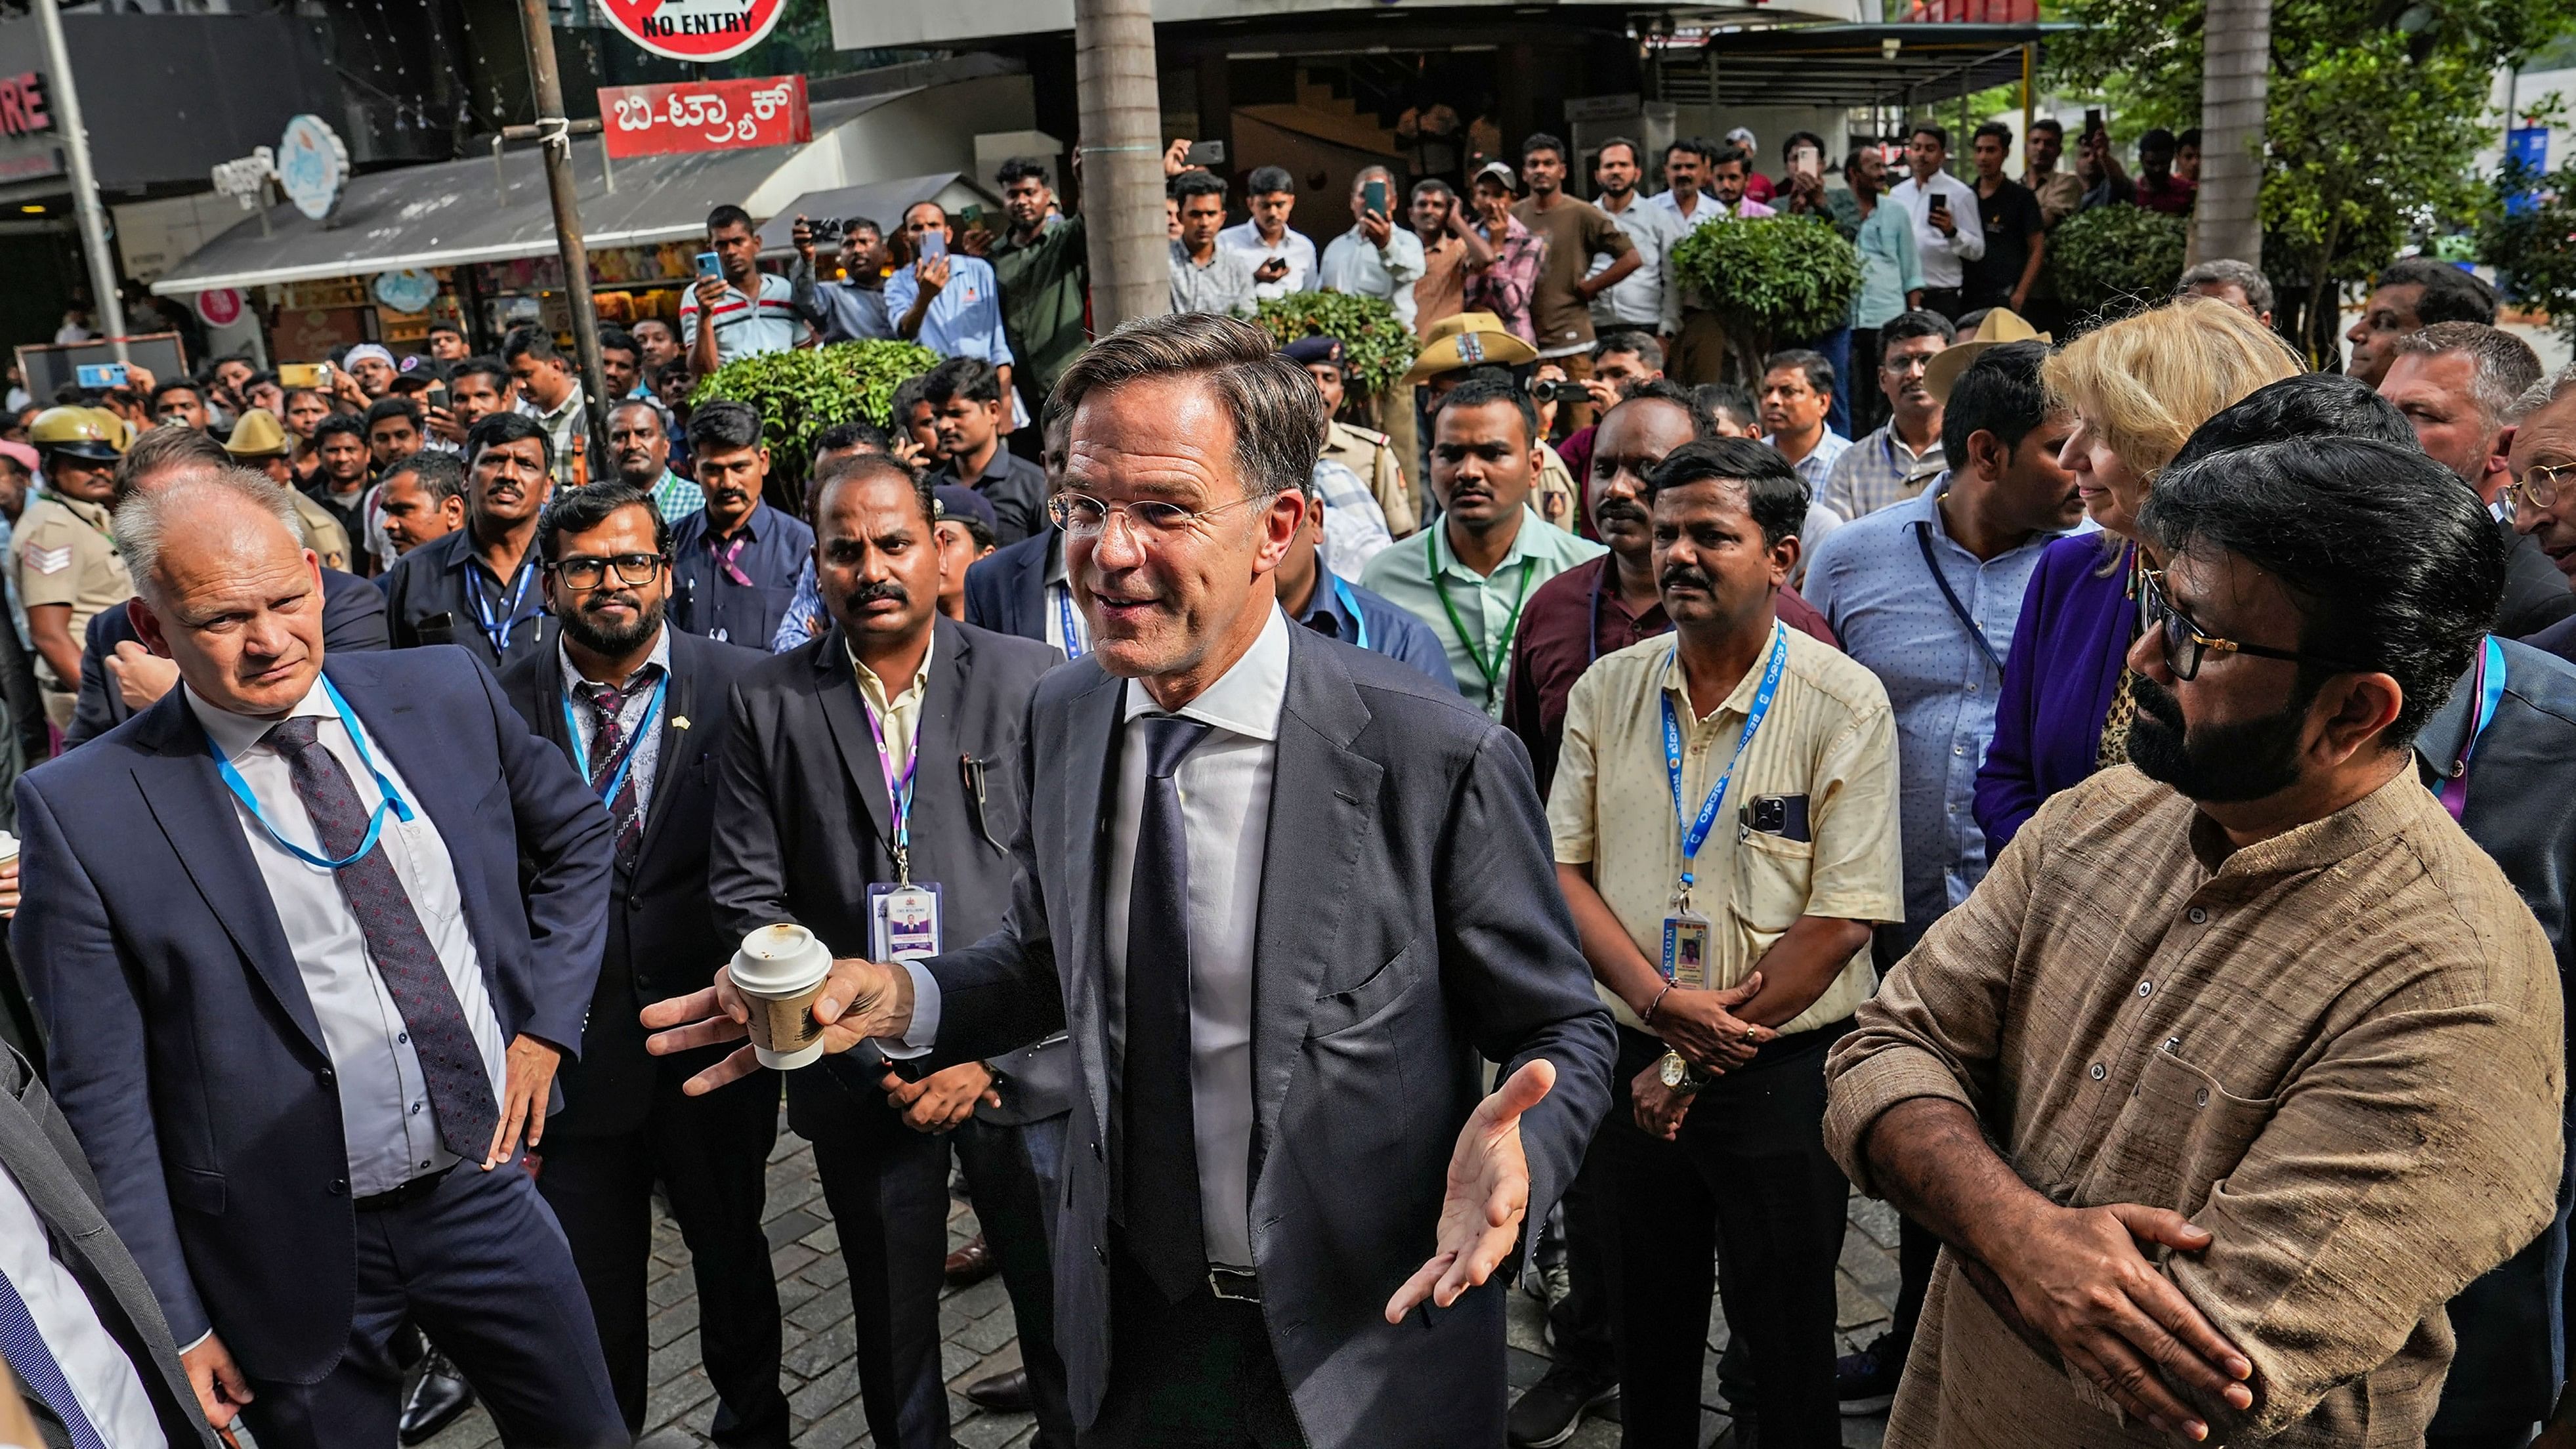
[424,1127,1905,1449]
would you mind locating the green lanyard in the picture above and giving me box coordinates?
[1427,528,1536,707]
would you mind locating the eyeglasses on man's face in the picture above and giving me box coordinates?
[2138,566,2348,682]
[547,553,666,589]
[2503,461,2576,514]
[1047,490,1260,541]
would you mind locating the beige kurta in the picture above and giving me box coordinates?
[1825,765,2564,1447]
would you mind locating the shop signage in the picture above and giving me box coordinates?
[599,0,788,63]
[600,75,809,158]
[373,269,440,315]
[211,148,274,210]
[194,289,245,327]
[0,72,52,140]
[275,115,348,223]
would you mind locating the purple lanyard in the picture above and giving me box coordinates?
[863,694,921,879]
[709,533,753,587]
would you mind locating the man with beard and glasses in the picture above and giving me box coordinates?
[669,401,813,647]
[1548,437,1901,1448]
[604,398,706,523]
[499,483,788,1448]
[379,412,558,672]
[664,450,1078,1449]
[1825,435,2564,1448]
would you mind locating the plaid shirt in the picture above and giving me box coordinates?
[1820,424,1947,520]
[1466,213,1546,346]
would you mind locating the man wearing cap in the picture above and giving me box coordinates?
[341,343,399,402]
[223,410,354,572]
[1288,335,1417,537]
[1405,316,1584,524]
[14,406,129,730]
[932,482,1000,622]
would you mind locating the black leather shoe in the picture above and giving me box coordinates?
[398,1347,476,1446]
[965,1366,1033,1413]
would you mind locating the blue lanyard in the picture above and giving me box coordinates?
[864,692,923,881]
[1330,578,1371,651]
[561,673,669,808]
[1660,623,1788,894]
[470,556,541,655]
[211,676,417,871]
[2435,635,2506,822]
[1055,584,1086,660]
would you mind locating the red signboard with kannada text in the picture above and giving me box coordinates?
[600,75,810,159]
[599,0,788,64]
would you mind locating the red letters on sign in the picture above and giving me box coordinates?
[0,74,54,140]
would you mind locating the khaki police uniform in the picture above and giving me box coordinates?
[12,490,131,728]
[1323,419,1418,538]
[287,488,353,572]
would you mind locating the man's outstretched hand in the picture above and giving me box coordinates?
[1385,1058,1555,1324]
[640,957,912,1095]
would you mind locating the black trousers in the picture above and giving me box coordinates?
[536,1067,788,1447]
[1598,1022,1850,1449]
[1546,1137,1618,1380]
[1082,1244,1306,1449]
[807,1074,1078,1449]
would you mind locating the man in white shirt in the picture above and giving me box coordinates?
[646,312,1615,1448]
[1590,138,1683,343]
[14,469,623,1448]
[1218,166,1320,302]
[1885,125,1985,320]
[1319,166,1429,328]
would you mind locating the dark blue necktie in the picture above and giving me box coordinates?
[1124,714,1212,1303]
[0,1261,112,1449]
[268,717,499,1162]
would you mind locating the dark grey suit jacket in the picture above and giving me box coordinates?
[711,614,1073,1136]
[0,1045,219,1448]
[917,623,1618,1446]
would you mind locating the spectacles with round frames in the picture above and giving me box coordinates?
[2139,566,2356,681]
[2502,461,2576,514]
[1047,490,1263,541]
[547,553,666,589]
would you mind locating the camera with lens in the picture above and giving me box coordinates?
[1529,379,1583,404]
[810,216,847,242]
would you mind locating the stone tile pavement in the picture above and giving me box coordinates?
[423,1125,1904,1449]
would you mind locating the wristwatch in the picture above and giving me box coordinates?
[1657,1050,1708,1096]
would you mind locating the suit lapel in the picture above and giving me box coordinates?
[811,629,895,843]
[633,631,698,870]
[1058,666,1124,1133]
[914,616,969,845]
[1013,537,1049,640]
[128,695,327,1059]
[1250,631,1382,1147]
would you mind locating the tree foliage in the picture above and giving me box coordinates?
[2048,205,2191,328]
[1254,291,1420,398]
[1666,215,1861,379]
[2048,0,2576,347]
[2479,159,2576,341]
[690,339,941,512]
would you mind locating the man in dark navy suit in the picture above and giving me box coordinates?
[12,466,623,1448]
[499,482,789,1447]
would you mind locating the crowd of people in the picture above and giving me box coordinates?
[0,115,2571,1449]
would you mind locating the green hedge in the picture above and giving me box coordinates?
[690,339,942,510]
[1255,291,1419,398]
[2046,205,2190,330]
[1666,213,1862,371]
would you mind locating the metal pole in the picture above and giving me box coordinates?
[35,0,125,362]
[1076,0,1172,329]
[2020,42,2034,177]
[514,0,610,476]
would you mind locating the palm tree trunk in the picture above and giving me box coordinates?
[1076,0,1172,329]
[2194,0,2271,269]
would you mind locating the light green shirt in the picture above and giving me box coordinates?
[1360,505,1606,718]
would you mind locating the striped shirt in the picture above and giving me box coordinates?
[679,272,802,366]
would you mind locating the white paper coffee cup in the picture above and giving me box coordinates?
[731,923,832,1070]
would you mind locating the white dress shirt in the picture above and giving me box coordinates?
[189,680,509,1198]
[1886,172,1985,289]
[1590,194,1684,337]
[1044,531,1092,661]
[894,608,1290,1270]
[1319,226,1428,328]
[1216,220,1320,301]
[0,1158,165,1447]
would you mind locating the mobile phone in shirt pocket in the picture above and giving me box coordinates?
[1729,825,1816,938]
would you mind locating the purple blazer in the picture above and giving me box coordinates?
[1974,534,2134,856]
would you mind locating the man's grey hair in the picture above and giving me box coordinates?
[2516,361,2576,421]
[2396,321,2544,425]
[2176,259,2275,316]
[1042,312,1325,500]
[116,466,304,600]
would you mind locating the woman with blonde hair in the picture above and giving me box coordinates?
[1972,297,2302,851]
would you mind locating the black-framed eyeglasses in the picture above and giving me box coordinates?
[547,553,666,589]
[2502,461,2576,513]
[1045,490,1259,541]
[2139,566,2348,681]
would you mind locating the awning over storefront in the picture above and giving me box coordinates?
[149,69,1039,298]
[1693,22,2071,109]
[751,173,1002,255]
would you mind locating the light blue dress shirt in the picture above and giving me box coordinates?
[1799,482,2067,932]
[883,253,1016,368]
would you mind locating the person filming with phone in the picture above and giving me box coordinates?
[1888,125,1983,322]
[1320,165,1429,329]
[885,201,1021,431]
[683,205,805,377]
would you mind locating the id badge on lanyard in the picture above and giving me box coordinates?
[868,882,944,961]
[1662,909,1712,988]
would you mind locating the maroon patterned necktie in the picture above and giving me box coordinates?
[583,677,649,862]
[266,717,497,1160]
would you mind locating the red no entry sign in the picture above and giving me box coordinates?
[599,0,788,64]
